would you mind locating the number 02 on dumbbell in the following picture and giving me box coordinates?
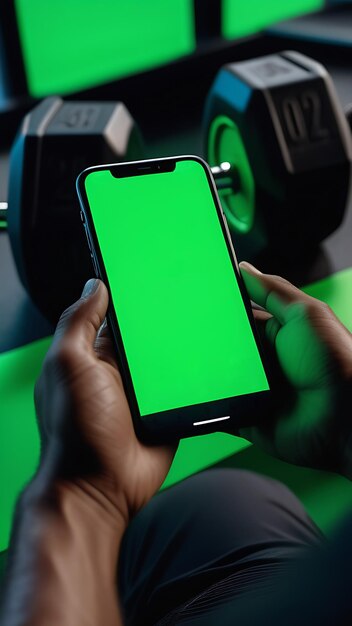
[204,50,352,262]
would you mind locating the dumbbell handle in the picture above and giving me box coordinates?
[345,104,352,132]
[211,163,240,193]
[0,202,7,224]
[0,164,240,229]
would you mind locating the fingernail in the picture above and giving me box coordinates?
[81,278,99,298]
[239,261,262,275]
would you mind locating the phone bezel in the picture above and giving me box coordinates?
[76,155,273,442]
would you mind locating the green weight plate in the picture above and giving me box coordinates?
[207,115,255,234]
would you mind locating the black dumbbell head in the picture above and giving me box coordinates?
[204,51,352,263]
[8,97,143,323]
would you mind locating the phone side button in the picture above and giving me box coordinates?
[222,213,237,259]
[84,225,92,253]
[222,212,231,240]
[91,254,99,276]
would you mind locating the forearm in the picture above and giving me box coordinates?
[0,475,125,626]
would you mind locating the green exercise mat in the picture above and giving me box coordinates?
[1,268,352,551]
[0,337,51,552]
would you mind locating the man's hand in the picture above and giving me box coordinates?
[1,280,176,626]
[239,262,352,478]
[35,278,176,526]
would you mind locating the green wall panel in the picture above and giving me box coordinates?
[15,0,195,97]
[222,0,324,39]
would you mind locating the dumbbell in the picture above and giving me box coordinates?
[204,50,352,263]
[7,96,143,323]
[6,52,352,324]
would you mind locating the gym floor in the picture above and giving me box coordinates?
[1,4,352,575]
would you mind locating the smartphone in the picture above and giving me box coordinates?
[76,156,272,441]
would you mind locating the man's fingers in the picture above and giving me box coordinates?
[240,261,312,325]
[252,309,272,323]
[95,321,118,368]
[52,279,109,353]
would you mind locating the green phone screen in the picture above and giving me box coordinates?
[85,159,269,417]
